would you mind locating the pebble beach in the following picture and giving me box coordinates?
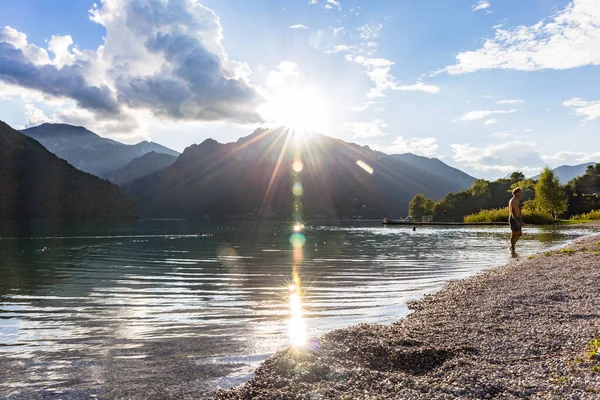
[217,234,600,399]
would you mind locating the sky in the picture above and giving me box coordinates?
[0,0,599,180]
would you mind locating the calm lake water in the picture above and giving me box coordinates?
[0,220,596,399]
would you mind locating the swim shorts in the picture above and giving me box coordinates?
[509,216,522,232]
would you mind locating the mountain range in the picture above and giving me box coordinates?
[6,119,599,221]
[125,128,476,219]
[531,162,599,184]
[105,152,178,186]
[0,120,138,220]
[20,123,179,177]
[391,153,474,189]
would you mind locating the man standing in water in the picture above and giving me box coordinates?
[509,187,523,253]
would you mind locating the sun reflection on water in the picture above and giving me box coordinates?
[288,137,307,347]
[288,280,306,347]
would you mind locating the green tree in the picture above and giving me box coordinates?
[509,171,526,184]
[425,198,435,215]
[409,193,435,219]
[566,163,600,215]
[471,179,491,197]
[510,178,535,192]
[535,167,568,220]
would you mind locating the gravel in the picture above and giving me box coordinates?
[217,234,600,399]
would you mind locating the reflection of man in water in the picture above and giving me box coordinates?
[509,187,523,253]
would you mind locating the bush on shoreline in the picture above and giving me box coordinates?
[571,209,600,221]
[464,208,554,225]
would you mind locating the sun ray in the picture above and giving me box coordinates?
[258,128,292,216]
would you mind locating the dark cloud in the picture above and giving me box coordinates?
[0,0,264,126]
[0,42,120,115]
[116,33,263,123]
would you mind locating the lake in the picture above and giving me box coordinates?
[0,220,596,399]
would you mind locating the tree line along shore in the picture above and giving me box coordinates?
[407,165,600,225]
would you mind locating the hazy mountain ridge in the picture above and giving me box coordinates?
[20,123,179,177]
[0,120,138,220]
[531,162,599,184]
[126,128,476,219]
[391,153,475,189]
[105,152,178,186]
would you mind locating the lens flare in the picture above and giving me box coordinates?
[291,232,306,249]
[292,182,304,197]
[288,149,307,347]
[356,160,374,174]
[292,160,304,173]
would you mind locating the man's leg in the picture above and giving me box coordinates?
[510,232,517,251]
[513,230,522,250]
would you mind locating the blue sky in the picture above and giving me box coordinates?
[1,0,599,179]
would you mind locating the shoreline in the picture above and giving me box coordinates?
[217,233,600,399]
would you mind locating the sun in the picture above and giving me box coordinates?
[260,87,330,135]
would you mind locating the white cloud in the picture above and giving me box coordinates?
[455,109,517,121]
[0,26,50,65]
[48,35,76,68]
[324,18,437,112]
[446,0,600,74]
[325,44,358,54]
[350,55,397,98]
[289,24,308,29]
[309,0,341,11]
[489,131,512,138]
[326,0,342,10]
[563,97,600,121]
[332,27,345,36]
[484,118,498,125]
[541,150,600,165]
[357,23,382,40]
[53,101,147,141]
[345,119,387,138]
[0,81,68,105]
[451,141,544,176]
[266,61,298,87]
[497,99,524,104]
[472,1,490,12]
[352,101,376,112]
[386,136,439,157]
[349,55,440,98]
[395,82,441,94]
[23,104,56,128]
[0,0,264,135]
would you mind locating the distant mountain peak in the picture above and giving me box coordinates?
[201,138,220,146]
[184,138,221,151]
[26,123,94,135]
[20,123,179,176]
[105,151,178,186]
[179,138,225,162]
[1,120,138,220]
[531,162,599,184]
[126,128,475,219]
